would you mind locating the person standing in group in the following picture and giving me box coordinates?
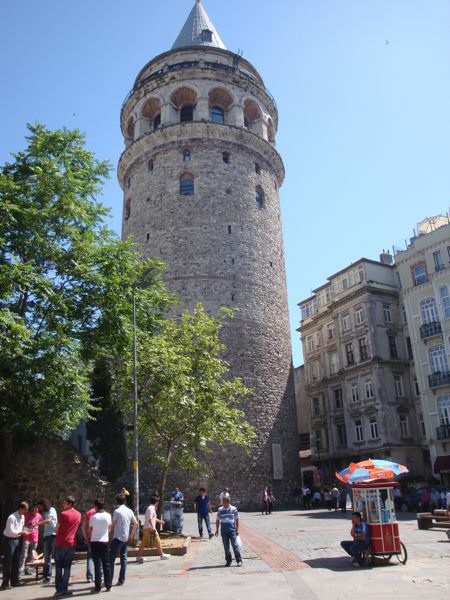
[261,487,269,515]
[194,488,214,539]
[267,486,276,514]
[109,494,137,586]
[215,493,242,567]
[36,498,58,583]
[338,487,347,513]
[302,486,311,510]
[331,485,340,511]
[324,488,332,511]
[19,503,42,576]
[137,496,170,563]
[81,502,97,583]
[88,499,112,593]
[219,487,230,505]
[1,501,28,590]
[54,496,81,598]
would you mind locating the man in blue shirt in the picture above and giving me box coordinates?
[340,511,370,566]
[194,488,213,539]
[36,499,58,583]
[171,488,184,503]
[215,494,242,567]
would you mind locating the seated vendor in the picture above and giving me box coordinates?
[340,511,370,566]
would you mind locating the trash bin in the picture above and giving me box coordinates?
[162,500,184,534]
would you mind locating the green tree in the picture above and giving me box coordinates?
[113,304,255,513]
[0,124,173,510]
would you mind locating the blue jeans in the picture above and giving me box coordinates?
[43,535,56,579]
[55,546,75,592]
[341,540,369,565]
[197,513,212,537]
[109,538,129,584]
[2,536,21,586]
[86,541,94,580]
[221,529,241,563]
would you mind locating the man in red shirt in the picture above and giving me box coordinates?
[54,496,81,598]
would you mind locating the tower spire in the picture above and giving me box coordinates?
[172,1,226,50]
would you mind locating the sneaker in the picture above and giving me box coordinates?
[86,578,93,583]
[354,562,362,568]
[136,557,144,564]
[236,560,243,567]
[225,560,232,567]
[43,578,51,584]
[209,533,214,539]
[161,553,170,560]
[116,581,124,586]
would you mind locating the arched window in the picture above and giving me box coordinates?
[420,297,438,324]
[255,163,260,174]
[180,174,194,196]
[183,148,191,161]
[412,263,428,286]
[255,186,264,207]
[438,395,450,425]
[243,99,262,131]
[211,106,225,123]
[429,344,448,374]
[267,118,275,143]
[222,151,230,164]
[439,285,450,318]
[180,104,194,122]
[124,198,131,220]
[126,117,135,141]
[153,113,161,130]
[148,159,154,172]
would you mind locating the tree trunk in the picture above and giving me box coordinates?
[157,444,173,519]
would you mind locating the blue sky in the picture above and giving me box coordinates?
[1,0,449,366]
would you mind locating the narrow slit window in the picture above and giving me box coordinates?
[183,148,191,161]
[255,186,264,207]
[222,151,230,164]
[180,175,194,196]
[228,225,232,234]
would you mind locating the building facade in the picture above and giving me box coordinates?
[395,217,450,485]
[298,258,428,484]
[118,1,299,506]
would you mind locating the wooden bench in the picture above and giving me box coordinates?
[417,512,450,530]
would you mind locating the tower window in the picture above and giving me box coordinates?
[180,104,194,122]
[180,174,194,196]
[255,163,260,174]
[148,159,154,172]
[228,225,232,234]
[183,148,191,161]
[255,186,264,207]
[211,106,225,124]
[231,293,235,301]
[222,151,230,164]
[153,113,161,130]
[124,198,131,220]
[201,29,213,43]
[146,233,150,242]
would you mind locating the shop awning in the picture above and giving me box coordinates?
[433,455,450,474]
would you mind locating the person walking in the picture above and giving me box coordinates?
[267,486,276,514]
[194,488,213,539]
[109,494,137,586]
[215,493,242,567]
[81,502,97,583]
[136,496,170,563]
[36,498,58,583]
[338,487,347,513]
[261,486,269,515]
[88,499,112,593]
[331,485,340,511]
[19,503,42,575]
[54,496,81,598]
[302,486,311,510]
[1,501,28,590]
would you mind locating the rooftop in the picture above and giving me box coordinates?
[172,1,226,51]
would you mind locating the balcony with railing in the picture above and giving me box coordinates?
[429,371,450,389]
[420,321,442,340]
[436,424,450,441]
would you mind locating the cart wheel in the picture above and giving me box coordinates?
[397,542,407,565]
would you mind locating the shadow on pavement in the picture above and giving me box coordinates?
[290,511,350,519]
[187,565,234,571]
[304,556,399,571]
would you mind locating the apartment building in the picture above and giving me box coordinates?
[298,257,428,483]
[395,216,450,485]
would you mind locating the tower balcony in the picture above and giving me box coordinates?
[428,371,450,389]
[436,424,450,441]
[420,321,442,340]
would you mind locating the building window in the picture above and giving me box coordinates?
[434,250,445,271]
[345,342,355,366]
[358,337,369,361]
[153,113,161,130]
[329,352,339,375]
[124,198,131,220]
[309,362,319,383]
[306,335,315,352]
[406,337,413,359]
[255,186,264,207]
[388,335,398,359]
[180,104,194,122]
[369,418,379,439]
[228,225,232,234]
[439,286,450,318]
[183,148,191,161]
[327,323,335,340]
[201,28,213,42]
[365,377,374,399]
[312,397,321,417]
[342,314,351,332]
[399,414,409,437]
[337,423,347,446]
[334,388,343,409]
[211,105,225,124]
[420,297,438,324]
[179,174,194,196]
[437,395,450,425]
[419,415,426,437]
[412,263,428,286]
[354,419,364,442]
[351,383,359,402]
[393,374,404,396]
[222,151,230,164]
[255,163,260,174]
[429,344,448,374]
[314,429,322,451]
[148,159,154,171]
[413,376,420,396]
[383,303,392,323]
[355,307,364,326]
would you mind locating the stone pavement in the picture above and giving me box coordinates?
[3,509,450,599]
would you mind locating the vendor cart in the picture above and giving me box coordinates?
[352,482,407,565]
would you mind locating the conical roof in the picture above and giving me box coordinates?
[172,1,226,50]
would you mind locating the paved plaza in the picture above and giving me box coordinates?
[4,509,450,599]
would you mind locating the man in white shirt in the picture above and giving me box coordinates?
[109,494,137,586]
[137,496,170,563]
[1,501,28,589]
[88,499,112,593]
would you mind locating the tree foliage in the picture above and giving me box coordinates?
[113,304,255,507]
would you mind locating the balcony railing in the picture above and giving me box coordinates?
[436,424,450,441]
[420,321,442,339]
[429,371,450,388]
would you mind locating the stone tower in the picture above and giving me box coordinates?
[118,1,299,507]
